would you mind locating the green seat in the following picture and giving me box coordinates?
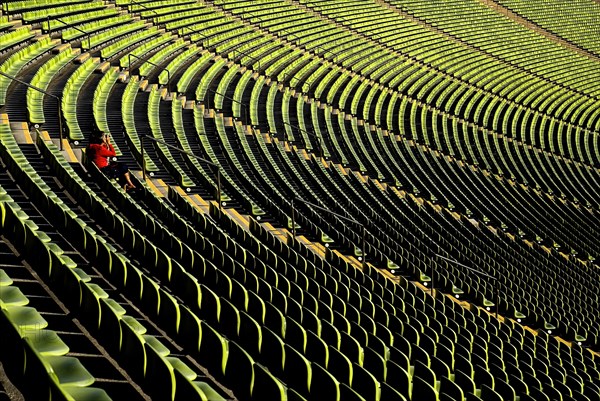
[380,382,408,401]
[44,355,96,387]
[385,360,410,398]
[351,363,380,401]
[327,345,353,386]
[122,315,147,335]
[310,363,340,401]
[3,305,48,330]
[144,335,170,357]
[284,344,312,397]
[194,382,227,401]
[0,286,29,306]
[252,363,286,401]
[103,298,126,317]
[0,269,12,286]
[145,343,176,401]
[199,321,228,379]
[72,268,92,283]
[120,318,147,380]
[178,306,202,352]
[59,386,113,401]
[288,388,309,401]
[23,329,70,356]
[259,327,285,376]
[173,368,209,401]
[225,341,254,401]
[412,375,439,401]
[168,357,197,381]
[340,383,367,401]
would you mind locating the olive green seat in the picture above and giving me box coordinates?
[44,355,96,387]
[23,329,70,356]
[0,286,29,306]
[0,269,12,286]
[3,305,48,330]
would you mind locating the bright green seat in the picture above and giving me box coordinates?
[45,355,96,387]
[0,270,13,286]
[122,315,147,335]
[144,335,170,357]
[0,286,29,306]
[103,298,126,317]
[168,357,197,381]
[194,381,227,401]
[3,305,48,330]
[60,386,113,401]
[23,329,70,356]
[72,268,92,283]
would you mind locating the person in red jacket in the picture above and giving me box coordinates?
[88,132,136,191]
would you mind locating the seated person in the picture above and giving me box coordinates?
[88,132,136,191]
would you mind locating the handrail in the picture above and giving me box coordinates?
[228,46,262,72]
[128,53,171,93]
[47,17,91,50]
[291,196,367,263]
[0,70,64,150]
[204,88,249,125]
[180,25,212,47]
[434,253,500,320]
[140,134,222,210]
[124,0,160,19]
[282,121,323,158]
[180,24,262,75]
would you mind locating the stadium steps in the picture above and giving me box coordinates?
[1,128,239,401]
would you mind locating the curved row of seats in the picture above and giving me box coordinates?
[0,0,600,400]
[494,0,600,56]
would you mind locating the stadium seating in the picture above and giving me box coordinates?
[0,0,599,400]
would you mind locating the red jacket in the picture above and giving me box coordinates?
[88,143,116,168]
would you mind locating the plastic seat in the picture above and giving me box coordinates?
[321,319,341,348]
[440,376,464,401]
[265,301,286,337]
[328,345,353,385]
[22,329,69,356]
[3,305,48,330]
[44,355,96,387]
[174,368,214,401]
[340,383,367,401]
[412,375,440,401]
[480,384,503,401]
[285,316,307,353]
[259,327,285,376]
[0,269,13,286]
[389,345,410,372]
[145,342,176,401]
[284,344,312,397]
[199,321,228,379]
[306,329,329,367]
[252,363,286,401]
[363,346,386,381]
[474,363,494,389]
[225,341,254,401]
[58,386,112,401]
[454,370,476,395]
[351,363,380,401]
[380,382,408,401]
[340,331,364,365]
[198,284,220,327]
[218,298,240,340]
[288,388,309,401]
[239,311,262,358]
[178,306,202,352]
[310,362,340,401]
[0,285,28,306]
